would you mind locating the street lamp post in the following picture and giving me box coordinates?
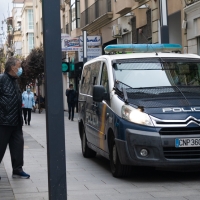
[159,0,169,43]
[42,0,67,199]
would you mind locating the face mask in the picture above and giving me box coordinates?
[16,67,23,77]
[27,88,31,92]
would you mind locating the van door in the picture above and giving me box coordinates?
[85,62,101,146]
[95,62,110,151]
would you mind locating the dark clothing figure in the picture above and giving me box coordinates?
[0,57,30,179]
[23,108,32,125]
[36,95,44,113]
[0,73,23,126]
[66,85,77,121]
[0,125,24,174]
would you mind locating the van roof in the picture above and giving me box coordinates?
[84,52,200,65]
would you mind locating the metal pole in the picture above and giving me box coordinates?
[42,0,67,199]
[159,0,169,43]
[83,30,87,64]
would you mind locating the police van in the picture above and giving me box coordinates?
[78,44,200,177]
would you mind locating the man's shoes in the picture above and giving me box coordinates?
[71,119,73,121]
[12,171,30,179]
[28,122,30,125]
[25,120,27,125]
[68,117,70,120]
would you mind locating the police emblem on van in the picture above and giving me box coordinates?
[163,107,200,112]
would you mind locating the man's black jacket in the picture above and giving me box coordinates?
[66,89,77,104]
[0,72,23,126]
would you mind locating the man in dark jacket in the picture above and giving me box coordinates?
[66,84,77,121]
[0,57,30,179]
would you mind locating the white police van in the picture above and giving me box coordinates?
[78,44,200,177]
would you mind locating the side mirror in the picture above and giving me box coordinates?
[93,85,107,102]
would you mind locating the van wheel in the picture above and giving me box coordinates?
[81,128,96,158]
[110,136,132,178]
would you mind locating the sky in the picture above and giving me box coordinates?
[0,0,13,46]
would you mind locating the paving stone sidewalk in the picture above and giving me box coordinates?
[0,162,15,200]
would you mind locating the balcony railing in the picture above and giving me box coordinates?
[81,0,112,28]
[185,0,200,6]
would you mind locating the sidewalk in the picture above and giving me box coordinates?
[0,163,15,200]
[1,110,78,200]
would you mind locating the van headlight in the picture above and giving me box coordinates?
[121,105,154,126]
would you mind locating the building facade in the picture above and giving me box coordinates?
[184,0,200,55]
[21,0,34,58]
[12,0,23,56]
[5,0,200,110]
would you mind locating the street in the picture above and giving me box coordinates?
[1,111,200,200]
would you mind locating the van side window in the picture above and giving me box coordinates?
[101,63,109,93]
[88,61,101,95]
[81,65,91,94]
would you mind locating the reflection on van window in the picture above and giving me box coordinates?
[101,64,109,92]
[114,59,200,88]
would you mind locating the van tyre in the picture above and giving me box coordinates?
[81,128,96,158]
[110,136,132,178]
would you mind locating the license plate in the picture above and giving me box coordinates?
[175,138,200,148]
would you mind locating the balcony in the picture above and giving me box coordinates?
[115,0,133,15]
[185,0,200,6]
[81,0,113,33]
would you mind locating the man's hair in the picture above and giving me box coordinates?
[69,84,73,87]
[5,57,20,73]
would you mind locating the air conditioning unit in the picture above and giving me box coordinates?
[112,24,122,38]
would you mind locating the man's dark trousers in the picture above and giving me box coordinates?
[0,125,24,173]
[68,103,75,120]
[23,108,32,123]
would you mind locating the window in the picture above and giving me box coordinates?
[101,63,109,92]
[27,9,34,30]
[81,65,91,94]
[70,0,80,31]
[28,33,34,52]
[81,62,101,95]
[88,61,101,95]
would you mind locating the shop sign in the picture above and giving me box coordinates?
[61,34,81,51]
[79,36,101,46]
[78,48,102,62]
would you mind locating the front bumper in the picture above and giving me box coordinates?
[115,128,200,167]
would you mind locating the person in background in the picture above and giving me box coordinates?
[0,57,30,179]
[33,93,38,112]
[66,84,77,121]
[36,94,44,113]
[22,86,35,125]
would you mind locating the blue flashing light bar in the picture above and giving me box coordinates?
[104,44,182,54]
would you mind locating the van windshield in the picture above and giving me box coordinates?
[113,58,200,88]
